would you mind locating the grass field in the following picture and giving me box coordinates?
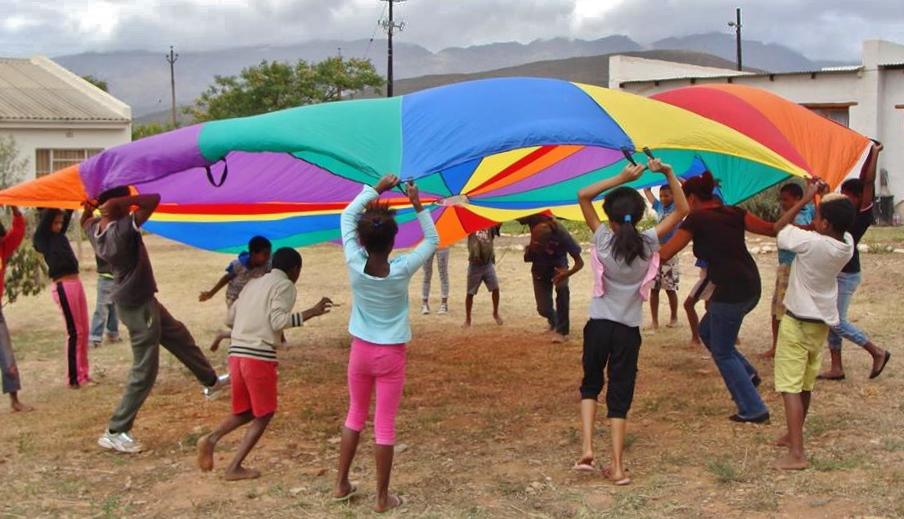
[1,228,902,518]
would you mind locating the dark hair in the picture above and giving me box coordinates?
[840,178,864,197]
[357,201,398,254]
[97,186,131,205]
[659,184,672,193]
[779,183,804,199]
[0,221,6,237]
[682,171,715,201]
[602,187,648,265]
[819,196,856,234]
[248,235,271,254]
[271,247,302,273]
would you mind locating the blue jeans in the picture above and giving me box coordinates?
[827,271,870,352]
[700,297,768,419]
[89,277,119,343]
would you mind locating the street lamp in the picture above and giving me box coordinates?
[728,7,742,71]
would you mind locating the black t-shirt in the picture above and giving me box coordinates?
[33,210,79,280]
[525,222,581,271]
[680,206,761,303]
[841,205,874,274]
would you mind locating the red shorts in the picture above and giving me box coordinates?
[229,356,278,418]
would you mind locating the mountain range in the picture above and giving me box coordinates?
[51,32,852,119]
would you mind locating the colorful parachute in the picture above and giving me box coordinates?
[0,78,832,252]
[652,84,871,192]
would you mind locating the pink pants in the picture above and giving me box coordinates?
[52,279,90,386]
[344,338,407,446]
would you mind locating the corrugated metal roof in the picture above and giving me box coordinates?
[0,58,129,123]
[619,66,864,86]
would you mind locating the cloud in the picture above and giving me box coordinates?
[1,0,903,61]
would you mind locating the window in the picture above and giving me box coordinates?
[35,148,103,177]
[805,105,852,128]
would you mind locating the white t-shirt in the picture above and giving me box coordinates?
[777,226,854,326]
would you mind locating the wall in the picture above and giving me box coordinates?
[0,124,131,181]
[607,55,749,89]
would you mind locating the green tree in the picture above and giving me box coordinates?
[189,57,384,122]
[82,75,108,92]
[132,122,177,141]
[0,136,48,303]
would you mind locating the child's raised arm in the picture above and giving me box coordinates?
[648,159,689,240]
[340,176,396,262]
[643,187,657,206]
[577,164,646,232]
[403,181,439,273]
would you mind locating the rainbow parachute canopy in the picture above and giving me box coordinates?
[1,77,863,253]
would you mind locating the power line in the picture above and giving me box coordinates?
[363,2,388,61]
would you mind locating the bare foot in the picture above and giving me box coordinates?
[758,349,776,359]
[773,434,790,448]
[462,320,471,329]
[224,466,261,481]
[667,318,679,328]
[494,314,503,326]
[374,494,403,513]
[551,333,567,344]
[688,338,702,349]
[10,401,34,413]
[197,434,215,472]
[774,452,808,470]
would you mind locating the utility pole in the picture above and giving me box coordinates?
[337,47,343,100]
[380,0,406,97]
[728,7,742,71]
[165,46,179,127]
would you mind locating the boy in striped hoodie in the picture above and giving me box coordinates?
[197,247,332,481]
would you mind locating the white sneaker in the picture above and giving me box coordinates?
[203,373,231,400]
[421,303,431,315]
[98,431,143,453]
[437,304,449,315]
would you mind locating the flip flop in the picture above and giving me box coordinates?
[377,495,404,514]
[333,485,358,503]
[816,373,845,381]
[572,461,597,472]
[602,466,631,485]
[869,351,891,379]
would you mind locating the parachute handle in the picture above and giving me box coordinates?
[205,159,229,188]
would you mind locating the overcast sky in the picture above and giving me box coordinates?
[2,0,902,60]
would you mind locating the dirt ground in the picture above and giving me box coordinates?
[1,228,902,518]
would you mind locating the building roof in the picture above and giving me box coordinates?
[0,56,130,124]
[618,65,864,87]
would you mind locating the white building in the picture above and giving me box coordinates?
[611,40,904,220]
[0,56,131,181]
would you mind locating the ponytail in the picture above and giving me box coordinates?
[602,187,648,265]
[682,171,715,201]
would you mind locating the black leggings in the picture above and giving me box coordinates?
[580,319,642,419]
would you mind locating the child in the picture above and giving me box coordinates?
[200,236,273,351]
[199,236,272,308]
[760,183,814,358]
[421,247,450,315]
[333,176,438,513]
[683,258,713,348]
[463,225,503,327]
[0,206,32,412]
[82,188,226,453]
[89,254,120,347]
[523,216,584,343]
[644,184,680,329]
[33,209,91,388]
[197,247,332,480]
[773,188,856,470]
[574,159,689,485]
[819,141,890,380]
